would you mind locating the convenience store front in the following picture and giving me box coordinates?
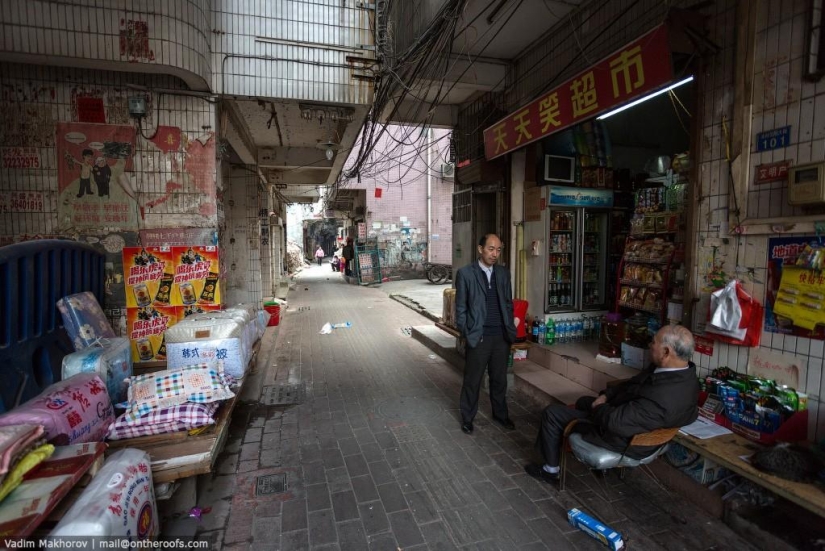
[482,23,698,355]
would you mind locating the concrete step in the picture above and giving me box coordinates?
[527,341,639,393]
[411,325,463,370]
[513,359,596,407]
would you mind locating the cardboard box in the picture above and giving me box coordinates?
[621,342,650,370]
[567,508,624,550]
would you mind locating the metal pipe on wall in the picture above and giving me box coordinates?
[427,128,433,263]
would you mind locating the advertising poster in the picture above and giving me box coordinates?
[172,246,222,306]
[126,306,179,363]
[123,247,177,308]
[56,122,137,230]
[765,236,825,340]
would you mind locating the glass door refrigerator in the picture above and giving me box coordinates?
[545,187,613,313]
[547,209,576,312]
[580,209,609,310]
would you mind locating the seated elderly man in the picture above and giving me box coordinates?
[525,325,699,485]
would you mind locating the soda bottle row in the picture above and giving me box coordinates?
[551,234,571,252]
[529,316,601,345]
[548,284,572,307]
[551,212,574,230]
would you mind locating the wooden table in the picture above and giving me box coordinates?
[673,432,825,519]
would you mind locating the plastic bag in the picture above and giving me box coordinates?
[709,280,742,332]
[319,323,333,334]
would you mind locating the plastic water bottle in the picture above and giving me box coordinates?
[545,318,555,345]
[559,319,568,344]
[574,319,583,343]
[531,319,540,343]
[584,317,593,341]
[537,320,546,345]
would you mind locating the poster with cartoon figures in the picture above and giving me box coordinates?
[127,305,179,363]
[122,247,177,308]
[56,122,137,230]
[173,246,221,306]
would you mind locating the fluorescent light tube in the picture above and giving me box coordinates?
[596,76,694,120]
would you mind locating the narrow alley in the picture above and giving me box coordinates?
[197,264,753,551]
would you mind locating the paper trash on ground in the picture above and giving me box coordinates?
[319,323,333,334]
[679,417,733,439]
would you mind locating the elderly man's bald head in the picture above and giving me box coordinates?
[657,325,695,361]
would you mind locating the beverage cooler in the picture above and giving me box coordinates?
[545,187,613,314]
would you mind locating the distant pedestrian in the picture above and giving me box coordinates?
[315,245,325,266]
[342,238,355,276]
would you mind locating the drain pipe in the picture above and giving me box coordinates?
[427,128,433,263]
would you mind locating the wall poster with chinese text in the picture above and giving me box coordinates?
[56,122,137,230]
[126,305,180,363]
[766,236,825,340]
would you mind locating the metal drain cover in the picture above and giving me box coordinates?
[256,473,287,496]
[261,382,308,406]
[389,424,432,443]
[376,396,444,422]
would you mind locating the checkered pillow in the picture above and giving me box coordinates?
[107,402,219,440]
[122,363,234,422]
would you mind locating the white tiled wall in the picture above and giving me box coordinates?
[692,0,824,440]
[223,165,263,308]
[0,62,219,241]
[210,0,374,103]
[0,0,212,90]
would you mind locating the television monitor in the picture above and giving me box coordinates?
[544,154,576,184]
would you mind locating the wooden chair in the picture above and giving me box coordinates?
[559,419,679,491]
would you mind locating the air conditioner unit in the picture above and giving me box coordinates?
[441,162,455,179]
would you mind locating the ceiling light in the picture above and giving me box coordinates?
[596,76,694,120]
[317,139,340,161]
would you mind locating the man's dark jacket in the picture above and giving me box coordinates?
[454,261,516,348]
[579,363,699,459]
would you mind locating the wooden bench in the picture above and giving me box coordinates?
[673,431,825,519]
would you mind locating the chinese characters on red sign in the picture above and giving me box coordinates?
[754,160,790,185]
[482,25,673,160]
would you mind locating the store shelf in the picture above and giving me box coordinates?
[550,230,573,233]
[549,263,573,267]
[618,302,662,314]
[548,280,572,284]
[622,258,670,265]
[549,250,573,254]
[619,279,663,288]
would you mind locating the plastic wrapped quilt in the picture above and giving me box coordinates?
[48,448,157,541]
[62,337,133,403]
[0,373,114,446]
[56,292,116,351]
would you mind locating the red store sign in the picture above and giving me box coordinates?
[754,160,790,185]
[483,24,674,160]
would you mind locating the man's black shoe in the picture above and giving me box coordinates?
[524,464,560,486]
[493,416,515,430]
[461,422,473,434]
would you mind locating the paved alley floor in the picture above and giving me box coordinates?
[197,263,755,551]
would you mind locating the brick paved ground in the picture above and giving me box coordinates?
[198,264,755,550]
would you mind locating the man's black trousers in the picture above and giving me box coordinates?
[460,334,510,424]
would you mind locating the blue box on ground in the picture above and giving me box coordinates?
[567,508,624,550]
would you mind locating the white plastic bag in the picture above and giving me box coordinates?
[708,280,742,331]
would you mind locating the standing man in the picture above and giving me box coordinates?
[455,234,517,434]
[525,325,699,485]
[342,238,355,276]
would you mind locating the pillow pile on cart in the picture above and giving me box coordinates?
[118,363,234,424]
